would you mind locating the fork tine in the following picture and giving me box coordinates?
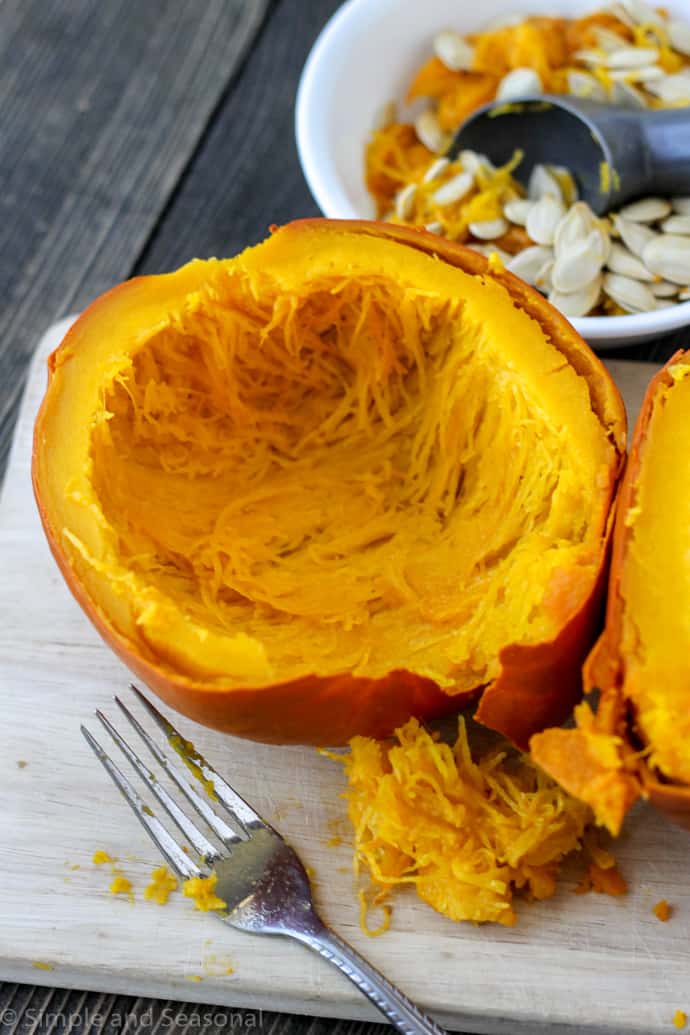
[115,695,243,847]
[96,709,223,866]
[130,685,269,832]
[81,725,201,881]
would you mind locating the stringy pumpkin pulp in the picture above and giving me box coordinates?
[75,236,610,682]
[337,718,592,926]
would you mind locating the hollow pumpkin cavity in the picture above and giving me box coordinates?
[80,229,613,694]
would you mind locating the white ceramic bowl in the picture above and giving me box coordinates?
[296,0,690,349]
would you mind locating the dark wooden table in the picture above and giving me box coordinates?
[0,3,687,1034]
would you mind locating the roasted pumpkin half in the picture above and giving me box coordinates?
[33,219,625,745]
[532,352,690,833]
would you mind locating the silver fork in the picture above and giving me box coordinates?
[82,685,447,1035]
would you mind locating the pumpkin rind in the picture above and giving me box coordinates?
[531,352,690,832]
[33,219,625,745]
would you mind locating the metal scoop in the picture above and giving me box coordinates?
[449,95,690,214]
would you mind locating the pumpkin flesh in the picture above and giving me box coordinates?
[531,353,690,831]
[617,362,690,785]
[33,221,624,744]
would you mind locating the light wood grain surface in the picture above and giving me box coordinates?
[0,319,688,1035]
[0,2,688,1031]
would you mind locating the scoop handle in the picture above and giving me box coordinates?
[641,108,690,198]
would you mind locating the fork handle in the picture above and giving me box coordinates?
[291,924,448,1035]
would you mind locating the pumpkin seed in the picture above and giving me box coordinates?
[549,166,579,206]
[554,202,597,254]
[642,235,690,285]
[415,109,448,154]
[672,197,690,216]
[432,170,474,206]
[668,20,690,57]
[469,217,509,240]
[646,72,690,104]
[458,150,494,178]
[535,258,555,292]
[606,242,656,281]
[592,225,612,267]
[506,245,554,286]
[422,157,450,184]
[424,221,444,234]
[655,299,678,309]
[527,195,566,246]
[605,46,660,68]
[573,46,659,68]
[567,70,608,101]
[573,49,609,66]
[608,3,636,29]
[434,31,474,71]
[608,65,665,82]
[618,197,672,223]
[592,26,630,52]
[618,0,664,26]
[496,67,543,100]
[549,274,603,318]
[613,215,657,257]
[661,215,690,235]
[528,164,562,202]
[503,199,533,226]
[651,280,678,297]
[395,183,417,221]
[679,287,690,301]
[603,272,657,312]
[552,231,606,293]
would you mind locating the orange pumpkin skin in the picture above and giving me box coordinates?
[33,219,626,746]
[114,654,466,746]
[532,353,690,832]
[475,519,614,750]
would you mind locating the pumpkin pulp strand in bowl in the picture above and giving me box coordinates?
[532,351,690,832]
[33,220,625,745]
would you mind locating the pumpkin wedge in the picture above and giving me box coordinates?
[532,352,690,832]
[33,219,625,745]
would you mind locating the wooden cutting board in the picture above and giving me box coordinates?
[1,319,688,1035]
